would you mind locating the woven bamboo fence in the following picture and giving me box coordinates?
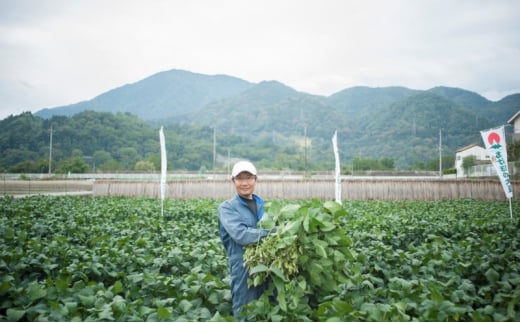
[92,178,519,201]
[1,180,93,196]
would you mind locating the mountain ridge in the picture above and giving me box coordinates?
[34,69,517,122]
[36,69,255,120]
[22,68,520,169]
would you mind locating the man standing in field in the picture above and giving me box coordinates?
[218,160,274,320]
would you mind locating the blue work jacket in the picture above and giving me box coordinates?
[218,193,271,319]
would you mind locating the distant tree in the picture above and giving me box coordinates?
[353,157,371,171]
[117,147,139,170]
[380,158,395,170]
[135,160,155,172]
[8,159,48,173]
[56,157,89,173]
[411,155,455,172]
[442,155,456,171]
[99,159,122,172]
[93,150,113,168]
[353,157,395,171]
[507,140,520,162]
[462,155,477,177]
[71,149,83,158]
[1,148,39,168]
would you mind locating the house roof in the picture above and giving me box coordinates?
[456,143,484,153]
[507,110,520,124]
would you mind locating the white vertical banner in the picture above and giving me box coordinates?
[480,125,513,219]
[159,126,167,217]
[332,130,341,204]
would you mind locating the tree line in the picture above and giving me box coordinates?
[0,111,480,174]
[0,111,308,174]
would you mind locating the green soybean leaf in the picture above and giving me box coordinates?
[320,222,336,232]
[270,267,288,282]
[303,215,310,233]
[98,304,115,321]
[272,278,287,312]
[249,264,269,275]
[78,294,96,307]
[323,200,342,215]
[0,280,12,295]
[179,299,193,313]
[281,220,302,235]
[127,273,143,284]
[485,268,500,284]
[280,204,300,217]
[55,276,71,292]
[111,280,123,294]
[28,283,46,302]
[333,250,346,263]
[315,244,327,258]
[259,218,275,230]
[7,308,25,321]
[313,240,329,258]
[208,292,219,305]
[112,295,126,314]
[157,306,171,320]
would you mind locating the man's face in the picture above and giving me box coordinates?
[233,172,256,198]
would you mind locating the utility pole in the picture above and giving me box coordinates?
[303,124,308,175]
[227,148,230,175]
[48,126,53,175]
[213,126,216,178]
[439,128,443,178]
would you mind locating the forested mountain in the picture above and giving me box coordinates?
[35,69,254,121]
[181,81,346,138]
[1,112,159,172]
[488,94,520,124]
[354,92,493,166]
[428,86,520,125]
[0,111,308,173]
[2,69,519,172]
[327,86,418,115]
[427,86,490,111]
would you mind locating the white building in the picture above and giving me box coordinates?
[455,143,490,177]
[507,110,520,142]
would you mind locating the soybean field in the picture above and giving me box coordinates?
[1,196,519,321]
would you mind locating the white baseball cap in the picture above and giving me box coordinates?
[231,161,257,178]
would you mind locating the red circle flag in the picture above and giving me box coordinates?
[487,132,501,145]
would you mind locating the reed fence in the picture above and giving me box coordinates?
[92,178,519,201]
[1,180,93,196]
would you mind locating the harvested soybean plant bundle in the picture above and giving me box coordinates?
[243,200,353,321]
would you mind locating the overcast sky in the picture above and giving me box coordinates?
[1,0,519,120]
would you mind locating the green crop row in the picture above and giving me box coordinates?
[0,196,230,321]
[1,196,519,321]
[325,200,520,322]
